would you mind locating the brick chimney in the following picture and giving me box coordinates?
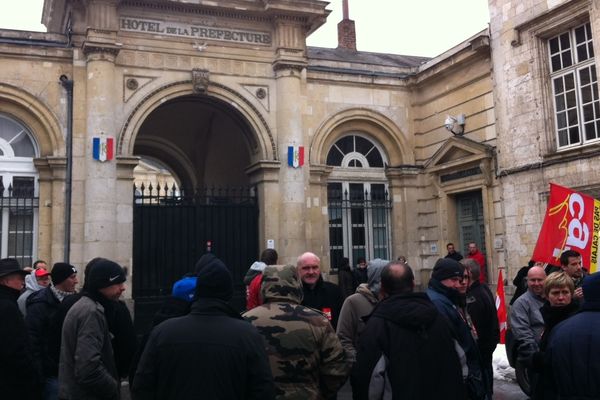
[337,0,356,51]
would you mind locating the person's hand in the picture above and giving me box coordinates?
[574,287,583,299]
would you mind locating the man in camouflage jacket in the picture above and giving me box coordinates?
[243,264,349,400]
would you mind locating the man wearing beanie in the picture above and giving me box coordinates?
[542,271,600,399]
[427,258,489,400]
[25,262,78,400]
[59,258,126,400]
[0,258,41,399]
[132,254,275,399]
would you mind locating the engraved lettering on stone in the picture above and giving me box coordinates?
[120,17,272,46]
[192,69,210,93]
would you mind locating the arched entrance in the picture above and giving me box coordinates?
[131,94,259,331]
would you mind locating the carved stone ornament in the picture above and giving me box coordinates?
[192,69,210,93]
[256,88,266,99]
[126,78,139,90]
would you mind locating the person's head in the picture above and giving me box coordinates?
[33,260,48,270]
[582,271,600,305]
[83,258,126,301]
[468,242,478,255]
[456,264,470,294]
[260,248,278,266]
[366,259,388,297]
[357,257,367,269]
[34,268,51,288]
[172,276,197,302]
[447,243,456,254]
[544,271,574,307]
[194,254,233,301]
[51,262,79,293]
[527,266,546,296]
[560,250,583,279]
[380,261,414,298]
[0,258,27,291]
[296,252,321,287]
[261,264,303,304]
[431,258,464,290]
[460,258,480,288]
[397,256,407,264]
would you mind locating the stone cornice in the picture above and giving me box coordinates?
[82,41,122,60]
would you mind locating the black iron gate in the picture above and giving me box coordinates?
[132,184,258,334]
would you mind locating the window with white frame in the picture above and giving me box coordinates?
[0,114,39,267]
[549,22,600,149]
[326,134,391,269]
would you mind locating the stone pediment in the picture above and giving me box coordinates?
[425,136,493,173]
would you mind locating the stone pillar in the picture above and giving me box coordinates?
[116,156,139,299]
[81,40,121,266]
[34,157,67,264]
[308,165,333,270]
[246,160,281,253]
[273,63,307,263]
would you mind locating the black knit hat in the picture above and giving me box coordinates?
[0,258,27,278]
[51,262,77,285]
[194,253,233,301]
[431,258,463,281]
[85,258,126,290]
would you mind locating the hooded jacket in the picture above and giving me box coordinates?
[336,260,386,364]
[17,273,45,315]
[243,265,349,400]
[355,292,467,400]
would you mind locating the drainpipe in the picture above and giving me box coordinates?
[59,75,73,263]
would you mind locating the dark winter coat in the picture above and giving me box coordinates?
[131,298,275,400]
[352,267,368,286]
[337,265,356,299]
[355,292,467,400]
[466,281,500,359]
[59,294,120,400]
[302,276,344,329]
[542,302,600,400]
[52,293,136,380]
[510,265,530,305]
[445,251,464,262]
[25,286,62,378]
[427,279,489,400]
[0,284,41,400]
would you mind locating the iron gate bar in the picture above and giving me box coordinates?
[132,182,259,334]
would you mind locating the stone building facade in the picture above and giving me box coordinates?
[489,0,600,272]
[3,0,570,308]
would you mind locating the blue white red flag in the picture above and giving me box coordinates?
[287,146,304,168]
[92,136,114,162]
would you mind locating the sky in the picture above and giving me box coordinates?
[0,0,490,57]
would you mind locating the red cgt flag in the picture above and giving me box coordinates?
[495,269,507,344]
[532,183,600,273]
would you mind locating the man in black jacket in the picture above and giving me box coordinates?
[355,261,466,400]
[298,252,344,329]
[0,258,41,400]
[25,262,78,400]
[462,258,499,396]
[132,254,275,400]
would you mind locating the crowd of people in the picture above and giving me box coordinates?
[0,243,598,400]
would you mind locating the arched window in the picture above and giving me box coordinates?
[0,113,39,267]
[326,134,391,269]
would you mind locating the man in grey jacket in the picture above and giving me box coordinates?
[509,265,546,359]
[59,259,126,400]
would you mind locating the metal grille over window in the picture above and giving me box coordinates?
[327,182,392,270]
[0,177,38,268]
[549,22,600,148]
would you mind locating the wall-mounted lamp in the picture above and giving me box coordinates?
[444,114,466,136]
